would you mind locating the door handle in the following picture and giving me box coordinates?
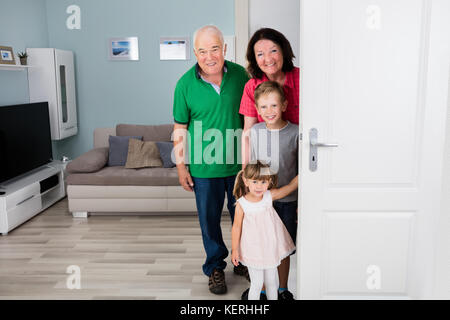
[311,142,339,147]
[309,128,338,171]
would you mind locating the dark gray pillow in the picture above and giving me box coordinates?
[156,141,176,168]
[108,135,142,166]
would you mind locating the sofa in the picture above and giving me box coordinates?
[66,124,198,218]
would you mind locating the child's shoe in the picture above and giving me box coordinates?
[278,289,294,300]
[240,288,267,300]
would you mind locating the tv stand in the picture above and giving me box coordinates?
[0,161,66,235]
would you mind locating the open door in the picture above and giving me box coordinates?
[298,0,450,299]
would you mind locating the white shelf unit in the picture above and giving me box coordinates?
[0,162,66,235]
[0,64,32,71]
[27,48,78,140]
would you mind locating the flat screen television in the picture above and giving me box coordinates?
[0,102,53,184]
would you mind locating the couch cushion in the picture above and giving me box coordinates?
[156,141,176,168]
[108,135,142,166]
[116,124,173,142]
[125,139,163,169]
[94,127,116,148]
[66,166,180,186]
[66,147,109,173]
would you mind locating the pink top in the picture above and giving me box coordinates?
[239,67,300,125]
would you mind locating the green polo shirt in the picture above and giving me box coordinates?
[173,60,249,178]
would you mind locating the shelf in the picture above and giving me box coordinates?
[0,64,32,71]
[0,162,65,235]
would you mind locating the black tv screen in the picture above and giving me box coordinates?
[0,102,53,184]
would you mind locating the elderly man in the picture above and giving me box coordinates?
[173,25,249,294]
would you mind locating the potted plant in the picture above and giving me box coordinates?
[17,51,28,65]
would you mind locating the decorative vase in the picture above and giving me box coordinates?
[20,57,27,65]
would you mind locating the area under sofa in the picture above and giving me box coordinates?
[66,124,198,217]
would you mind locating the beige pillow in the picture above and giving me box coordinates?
[125,139,163,169]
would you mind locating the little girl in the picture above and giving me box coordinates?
[231,160,297,300]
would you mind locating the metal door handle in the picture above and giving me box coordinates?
[309,128,338,171]
[311,142,339,147]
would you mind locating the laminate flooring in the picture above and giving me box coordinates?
[0,198,297,300]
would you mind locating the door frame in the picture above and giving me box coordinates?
[234,0,249,67]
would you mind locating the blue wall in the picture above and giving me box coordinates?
[1,0,235,160]
[45,0,235,159]
[0,0,60,158]
[0,0,49,105]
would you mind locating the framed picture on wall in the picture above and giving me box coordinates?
[0,46,16,65]
[108,37,139,61]
[159,37,190,60]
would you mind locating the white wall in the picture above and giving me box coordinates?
[249,0,300,66]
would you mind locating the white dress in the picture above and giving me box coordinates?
[237,191,296,269]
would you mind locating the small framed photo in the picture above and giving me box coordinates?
[160,37,190,60]
[108,37,139,61]
[0,46,16,65]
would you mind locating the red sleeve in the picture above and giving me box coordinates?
[239,80,258,118]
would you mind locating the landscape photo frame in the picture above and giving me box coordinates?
[108,37,139,61]
[0,46,16,65]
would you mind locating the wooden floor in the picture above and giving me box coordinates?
[0,197,297,300]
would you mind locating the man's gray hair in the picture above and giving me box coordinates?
[193,25,224,51]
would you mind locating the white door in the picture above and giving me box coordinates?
[298,0,450,299]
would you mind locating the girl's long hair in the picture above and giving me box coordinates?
[233,160,278,199]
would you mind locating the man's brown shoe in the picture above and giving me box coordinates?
[208,268,227,294]
[233,263,250,282]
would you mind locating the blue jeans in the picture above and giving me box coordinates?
[192,175,237,276]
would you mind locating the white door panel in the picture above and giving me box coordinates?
[324,211,413,295]
[299,0,450,299]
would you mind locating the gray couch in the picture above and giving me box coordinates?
[66,124,197,217]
